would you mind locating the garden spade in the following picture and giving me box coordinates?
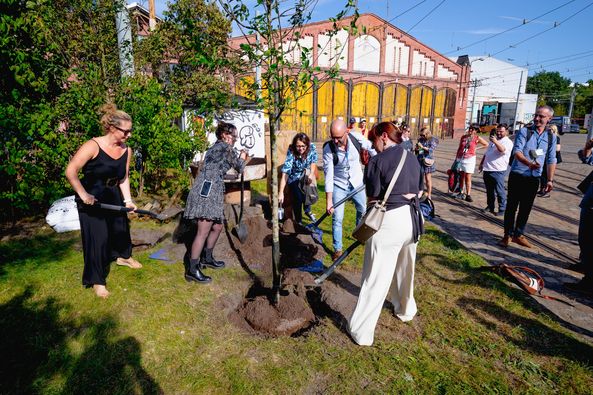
[233,172,248,243]
[314,240,362,284]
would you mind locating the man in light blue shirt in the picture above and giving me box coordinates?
[323,119,376,260]
[499,105,557,248]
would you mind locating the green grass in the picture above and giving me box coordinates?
[1,175,592,393]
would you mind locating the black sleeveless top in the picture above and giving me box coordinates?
[79,140,128,205]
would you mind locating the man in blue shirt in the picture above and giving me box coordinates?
[323,119,375,260]
[498,106,557,248]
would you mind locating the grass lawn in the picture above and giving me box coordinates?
[1,175,592,394]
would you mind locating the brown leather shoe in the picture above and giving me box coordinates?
[497,236,510,248]
[512,235,532,248]
[331,250,343,261]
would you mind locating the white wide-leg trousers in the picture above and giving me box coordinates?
[348,205,418,346]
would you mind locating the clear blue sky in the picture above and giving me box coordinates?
[151,0,593,83]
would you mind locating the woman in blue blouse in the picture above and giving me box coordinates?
[279,133,318,224]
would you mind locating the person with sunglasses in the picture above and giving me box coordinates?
[65,103,141,298]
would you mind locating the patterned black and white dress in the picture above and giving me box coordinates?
[184,140,245,222]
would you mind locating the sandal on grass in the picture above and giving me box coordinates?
[116,257,143,269]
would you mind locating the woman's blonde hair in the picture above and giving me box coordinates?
[548,124,558,135]
[420,127,432,139]
[99,103,132,134]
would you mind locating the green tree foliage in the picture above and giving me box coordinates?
[0,0,229,220]
[218,0,359,301]
[526,71,571,113]
[135,0,235,113]
[573,80,593,119]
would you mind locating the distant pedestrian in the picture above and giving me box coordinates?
[454,124,488,202]
[400,125,414,152]
[279,132,318,224]
[498,106,557,248]
[359,118,368,139]
[415,127,439,199]
[323,119,376,260]
[478,123,513,216]
[347,117,358,133]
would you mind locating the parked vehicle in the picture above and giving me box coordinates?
[550,116,570,135]
[570,124,581,133]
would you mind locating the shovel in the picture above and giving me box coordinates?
[314,240,362,284]
[305,184,365,244]
[97,202,168,220]
[233,172,248,243]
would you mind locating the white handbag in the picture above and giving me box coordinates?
[352,150,407,243]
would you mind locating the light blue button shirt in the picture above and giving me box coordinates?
[510,127,557,177]
[323,132,376,193]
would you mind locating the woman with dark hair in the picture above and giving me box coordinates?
[454,124,488,202]
[66,103,141,298]
[182,122,248,284]
[415,127,439,199]
[279,132,318,223]
[349,122,424,346]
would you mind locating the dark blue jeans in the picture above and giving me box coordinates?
[503,172,539,237]
[483,170,507,212]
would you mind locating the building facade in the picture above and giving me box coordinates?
[230,13,470,140]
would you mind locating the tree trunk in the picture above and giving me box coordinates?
[269,114,281,305]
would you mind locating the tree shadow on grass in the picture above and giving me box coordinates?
[0,233,78,278]
[419,229,593,362]
[0,287,161,394]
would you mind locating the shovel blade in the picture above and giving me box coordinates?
[235,222,248,243]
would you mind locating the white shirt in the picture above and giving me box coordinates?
[482,136,514,172]
[323,131,375,193]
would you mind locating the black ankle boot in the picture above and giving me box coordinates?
[201,248,225,269]
[185,258,212,284]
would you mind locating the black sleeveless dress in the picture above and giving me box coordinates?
[77,140,132,287]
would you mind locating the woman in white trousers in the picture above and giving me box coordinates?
[349,122,424,346]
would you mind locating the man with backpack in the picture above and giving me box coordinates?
[498,106,557,248]
[323,119,376,260]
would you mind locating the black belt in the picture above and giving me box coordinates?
[105,177,119,187]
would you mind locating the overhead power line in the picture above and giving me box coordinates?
[406,0,447,33]
[444,0,578,55]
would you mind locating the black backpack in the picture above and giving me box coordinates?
[323,134,369,166]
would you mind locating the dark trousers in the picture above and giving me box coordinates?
[483,170,507,212]
[579,206,593,281]
[288,180,311,224]
[503,172,540,237]
[79,207,132,286]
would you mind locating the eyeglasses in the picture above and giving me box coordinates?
[331,134,346,141]
[114,125,133,135]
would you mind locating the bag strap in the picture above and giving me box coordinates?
[348,133,362,156]
[380,150,407,207]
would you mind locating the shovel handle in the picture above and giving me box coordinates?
[311,184,365,228]
[97,203,160,219]
[314,241,362,284]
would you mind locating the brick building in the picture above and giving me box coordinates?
[230,13,470,140]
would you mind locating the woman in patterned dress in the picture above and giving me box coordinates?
[183,122,248,284]
[278,133,318,224]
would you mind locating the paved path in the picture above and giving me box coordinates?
[430,133,593,341]
[316,133,593,341]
